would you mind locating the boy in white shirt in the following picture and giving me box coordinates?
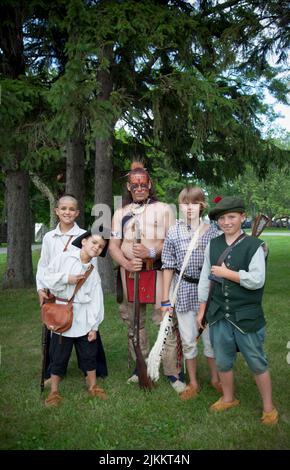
[36,194,107,384]
[43,228,109,407]
[36,194,84,305]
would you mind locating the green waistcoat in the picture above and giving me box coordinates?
[206,234,266,333]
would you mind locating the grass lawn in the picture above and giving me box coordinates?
[0,237,290,450]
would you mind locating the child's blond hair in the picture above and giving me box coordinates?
[178,187,207,216]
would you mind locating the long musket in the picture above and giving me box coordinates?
[251,213,270,237]
[40,324,49,393]
[131,220,153,391]
[197,213,270,337]
[40,289,54,393]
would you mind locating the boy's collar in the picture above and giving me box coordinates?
[54,222,80,236]
[69,250,92,264]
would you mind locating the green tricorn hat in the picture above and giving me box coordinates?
[209,196,246,221]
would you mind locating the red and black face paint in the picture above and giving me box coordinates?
[128,173,150,193]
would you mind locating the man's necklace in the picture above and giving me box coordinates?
[130,198,150,216]
[130,198,150,236]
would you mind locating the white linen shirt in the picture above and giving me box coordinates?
[36,223,97,290]
[43,250,104,338]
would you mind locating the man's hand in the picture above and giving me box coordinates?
[68,274,85,285]
[38,289,50,306]
[132,243,150,259]
[88,330,97,342]
[160,305,173,320]
[126,257,143,272]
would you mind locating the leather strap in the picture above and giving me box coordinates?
[206,231,246,302]
[68,264,94,303]
[216,232,246,266]
[175,269,199,284]
[198,231,247,337]
[55,296,69,302]
[170,223,206,306]
[63,235,73,252]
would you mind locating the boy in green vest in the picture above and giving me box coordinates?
[197,196,278,425]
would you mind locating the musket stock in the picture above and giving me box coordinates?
[132,220,153,391]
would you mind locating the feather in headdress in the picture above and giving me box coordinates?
[130,161,145,170]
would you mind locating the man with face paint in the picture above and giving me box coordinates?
[109,162,185,392]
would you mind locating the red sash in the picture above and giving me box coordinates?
[126,270,157,304]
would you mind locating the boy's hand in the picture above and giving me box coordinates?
[68,274,85,285]
[38,289,49,306]
[196,303,206,329]
[88,330,97,342]
[211,262,227,278]
[211,262,240,284]
[196,311,205,330]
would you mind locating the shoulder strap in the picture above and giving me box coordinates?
[205,232,247,314]
[170,223,206,306]
[216,232,247,266]
[68,264,94,302]
[197,232,247,338]
[122,214,133,239]
[63,235,74,252]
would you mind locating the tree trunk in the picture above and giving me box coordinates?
[30,173,57,229]
[94,44,115,293]
[2,171,34,288]
[0,4,33,289]
[95,137,115,293]
[66,127,85,228]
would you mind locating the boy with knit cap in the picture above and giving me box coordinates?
[197,196,278,425]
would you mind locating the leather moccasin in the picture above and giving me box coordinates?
[261,408,278,425]
[45,391,61,407]
[179,384,200,401]
[88,385,108,400]
[210,397,240,412]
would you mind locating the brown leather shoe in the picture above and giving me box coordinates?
[179,384,200,401]
[88,384,108,400]
[210,397,240,412]
[45,391,61,407]
[261,408,278,425]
